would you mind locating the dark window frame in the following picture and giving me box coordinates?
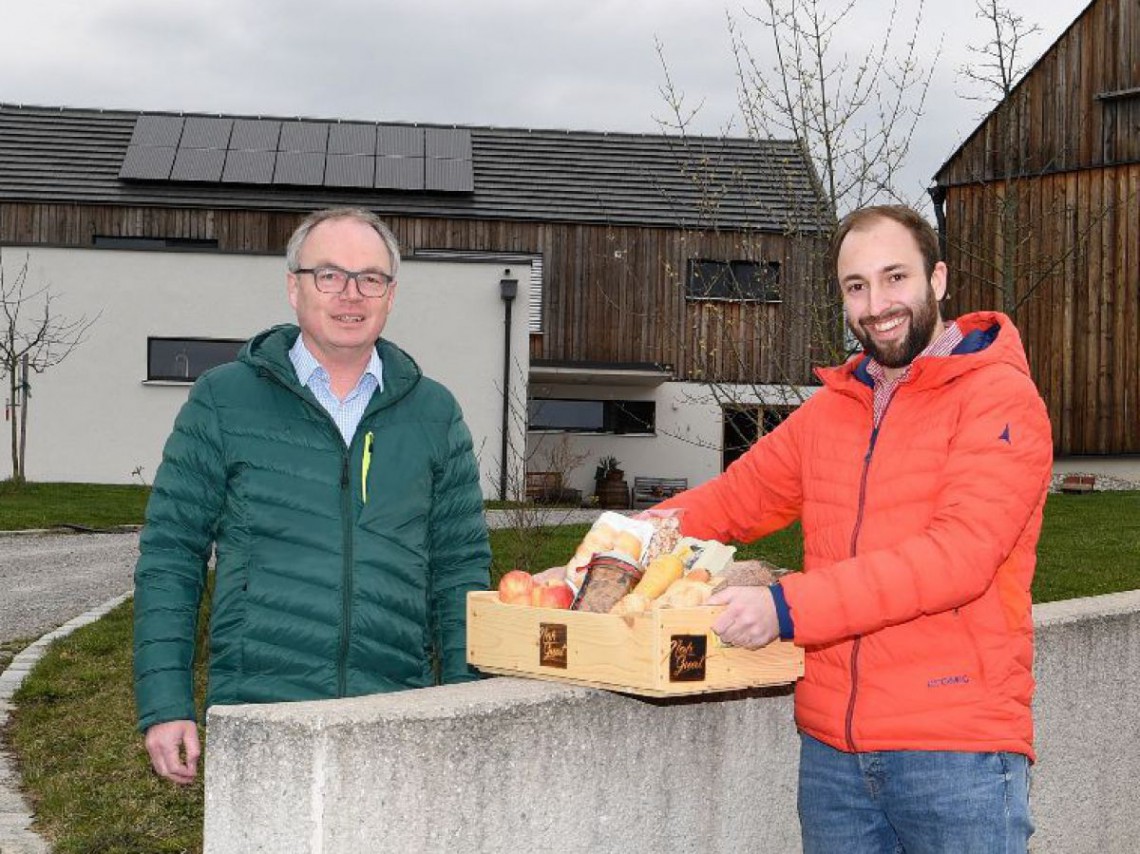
[527,398,656,435]
[721,403,795,470]
[147,336,245,382]
[686,259,781,303]
[94,236,220,252]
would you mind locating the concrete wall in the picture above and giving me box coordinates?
[0,247,528,496]
[203,590,1140,853]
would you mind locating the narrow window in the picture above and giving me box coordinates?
[147,337,244,382]
[687,259,781,302]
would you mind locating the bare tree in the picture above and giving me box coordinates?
[647,0,938,449]
[958,0,1041,102]
[488,359,591,573]
[725,0,938,217]
[0,251,99,483]
[944,0,1128,319]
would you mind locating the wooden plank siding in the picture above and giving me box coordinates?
[0,200,833,387]
[936,0,1140,454]
[941,162,1140,454]
[940,0,1140,186]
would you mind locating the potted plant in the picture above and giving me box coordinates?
[595,455,624,482]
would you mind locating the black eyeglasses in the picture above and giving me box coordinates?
[294,265,394,298]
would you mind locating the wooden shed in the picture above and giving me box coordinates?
[932,0,1140,454]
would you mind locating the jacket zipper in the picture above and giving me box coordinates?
[844,388,898,752]
[256,365,361,700]
[338,454,352,697]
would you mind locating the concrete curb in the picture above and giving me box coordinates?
[0,590,133,854]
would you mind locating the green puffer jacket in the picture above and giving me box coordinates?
[133,324,490,731]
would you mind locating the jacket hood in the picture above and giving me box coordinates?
[239,324,422,408]
[817,311,1031,394]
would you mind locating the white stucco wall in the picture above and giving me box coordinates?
[0,246,528,495]
[525,380,817,497]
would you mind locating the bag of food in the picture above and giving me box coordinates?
[564,512,654,589]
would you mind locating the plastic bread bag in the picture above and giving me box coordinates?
[564,511,654,590]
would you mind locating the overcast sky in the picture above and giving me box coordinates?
[1,0,1088,210]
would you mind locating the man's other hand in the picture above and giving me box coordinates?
[707,585,780,649]
[145,719,200,785]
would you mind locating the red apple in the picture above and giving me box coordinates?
[531,581,575,609]
[498,569,535,605]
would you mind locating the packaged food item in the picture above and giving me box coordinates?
[608,592,651,617]
[632,553,685,599]
[677,537,737,577]
[652,577,717,609]
[571,552,644,613]
[639,508,684,561]
[564,512,654,589]
[710,559,781,592]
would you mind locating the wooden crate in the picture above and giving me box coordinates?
[467,591,803,697]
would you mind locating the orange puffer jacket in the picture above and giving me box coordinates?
[664,312,1052,759]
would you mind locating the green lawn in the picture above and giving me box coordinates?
[2,486,1138,851]
[0,481,150,531]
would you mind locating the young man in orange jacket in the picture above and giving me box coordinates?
[657,205,1053,853]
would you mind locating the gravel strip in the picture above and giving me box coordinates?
[0,531,138,644]
[1048,473,1140,493]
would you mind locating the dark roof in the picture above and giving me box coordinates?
[0,103,826,232]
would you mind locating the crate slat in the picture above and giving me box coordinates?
[467,591,803,697]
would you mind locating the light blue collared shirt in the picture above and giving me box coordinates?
[288,335,384,446]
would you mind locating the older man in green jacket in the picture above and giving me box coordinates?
[134,208,490,784]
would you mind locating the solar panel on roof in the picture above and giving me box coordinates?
[325,154,375,188]
[119,145,177,180]
[425,127,471,160]
[278,122,328,153]
[273,151,325,185]
[171,147,226,182]
[230,119,281,151]
[426,158,474,192]
[222,150,276,184]
[375,156,424,190]
[328,124,376,156]
[129,115,185,147]
[182,117,233,149]
[377,125,424,157]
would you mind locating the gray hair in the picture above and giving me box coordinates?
[285,208,401,278]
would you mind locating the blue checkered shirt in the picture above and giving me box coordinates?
[288,336,384,446]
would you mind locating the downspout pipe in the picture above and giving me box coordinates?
[499,272,518,502]
[928,183,948,262]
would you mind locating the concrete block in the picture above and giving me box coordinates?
[206,677,800,853]
[204,590,1140,854]
[1031,592,1140,854]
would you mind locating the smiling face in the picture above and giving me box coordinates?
[837,216,947,380]
[287,216,397,372]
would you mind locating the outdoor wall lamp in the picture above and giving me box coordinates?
[499,269,519,501]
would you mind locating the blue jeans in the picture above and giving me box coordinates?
[797,733,1033,854]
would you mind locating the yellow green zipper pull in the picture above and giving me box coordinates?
[361,431,374,503]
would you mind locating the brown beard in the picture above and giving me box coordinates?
[849,283,941,369]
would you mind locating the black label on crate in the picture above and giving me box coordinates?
[539,623,568,669]
[669,634,708,682]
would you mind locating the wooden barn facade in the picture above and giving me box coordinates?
[932,0,1140,455]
